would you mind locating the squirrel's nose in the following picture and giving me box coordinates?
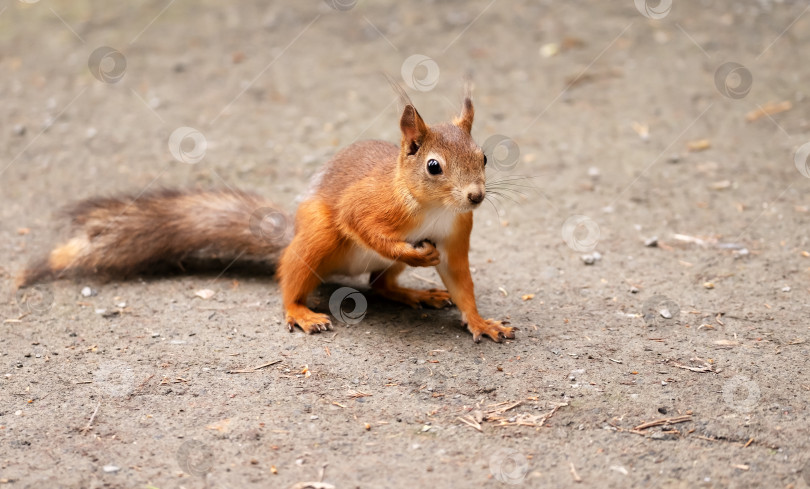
[467,191,485,205]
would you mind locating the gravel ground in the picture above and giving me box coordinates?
[2,1,810,488]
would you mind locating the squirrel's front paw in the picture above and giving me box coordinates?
[286,310,333,334]
[465,317,516,343]
[401,240,441,267]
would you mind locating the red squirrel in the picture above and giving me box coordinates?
[16,88,516,343]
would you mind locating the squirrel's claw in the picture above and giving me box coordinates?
[418,288,453,309]
[285,311,333,334]
[466,318,515,343]
[401,241,441,267]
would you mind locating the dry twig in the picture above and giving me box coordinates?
[80,401,101,434]
[633,415,692,431]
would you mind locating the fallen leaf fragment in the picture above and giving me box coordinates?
[745,101,792,122]
[195,289,216,299]
[206,418,231,432]
[687,139,711,152]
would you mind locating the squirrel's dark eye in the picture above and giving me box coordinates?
[483,155,488,166]
[426,159,442,175]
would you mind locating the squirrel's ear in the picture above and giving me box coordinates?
[455,96,474,134]
[400,104,428,155]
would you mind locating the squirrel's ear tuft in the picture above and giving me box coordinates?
[455,96,474,134]
[400,104,428,155]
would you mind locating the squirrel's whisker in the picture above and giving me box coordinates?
[483,195,502,220]
[486,191,520,205]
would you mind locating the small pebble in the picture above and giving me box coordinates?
[629,286,639,294]
[102,465,120,474]
[311,415,319,420]
[582,255,595,265]
[781,286,791,292]
[81,286,94,297]
[644,237,658,247]
[539,42,560,58]
[667,154,681,163]
[13,124,26,136]
[659,308,672,319]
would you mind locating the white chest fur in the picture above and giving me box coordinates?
[405,207,458,244]
[334,245,395,277]
[330,208,458,278]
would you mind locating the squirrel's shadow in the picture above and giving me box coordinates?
[58,260,461,338]
[310,282,461,338]
[79,257,279,283]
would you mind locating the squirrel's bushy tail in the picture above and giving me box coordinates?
[16,189,292,288]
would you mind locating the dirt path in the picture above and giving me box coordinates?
[2,1,810,488]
